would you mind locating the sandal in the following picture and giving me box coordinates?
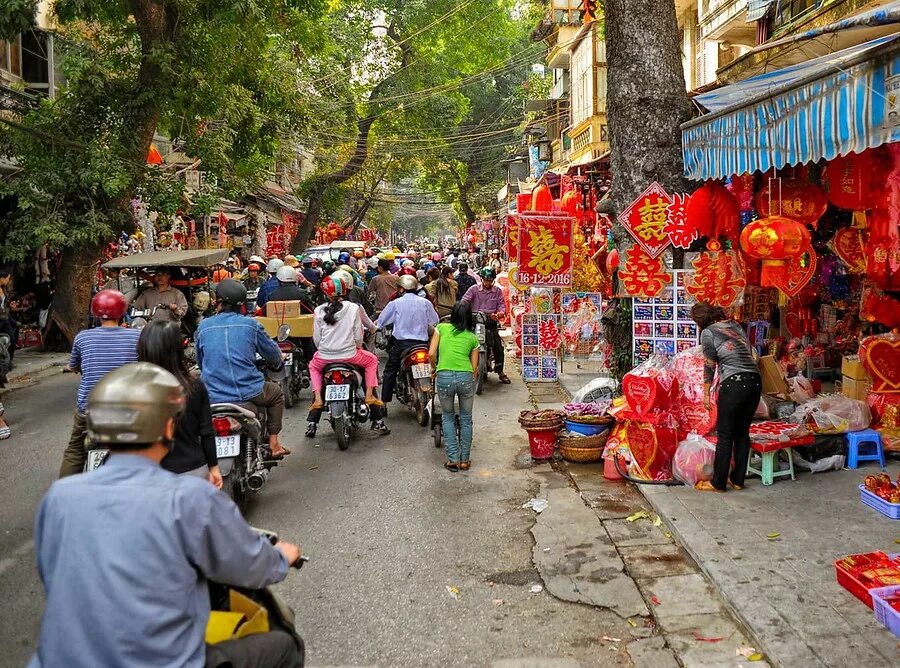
[0,426,10,440]
[444,461,459,472]
[310,400,324,410]
[459,461,470,471]
[365,397,385,407]
[728,480,744,491]
[695,481,725,493]
[498,373,512,384]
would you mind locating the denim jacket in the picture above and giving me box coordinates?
[196,311,282,403]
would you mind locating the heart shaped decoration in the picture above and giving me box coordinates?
[783,310,804,339]
[675,401,717,435]
[775,252,817,298]
[860,334,900,393]
[832,228,867,273]
[622,374,658,415]
[624,421,679,481]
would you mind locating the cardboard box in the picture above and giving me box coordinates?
[759,355,790,397]
[841,355,870,381]
[266,300,301,319]
[842,376,871,401]
[254,315,314,338]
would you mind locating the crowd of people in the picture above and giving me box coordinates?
[16,238,511,667]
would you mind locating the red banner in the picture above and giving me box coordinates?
[505,215,519,260]
[516,213,574,287]
[619,182,673,258]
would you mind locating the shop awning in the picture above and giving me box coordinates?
[682,34,900,181]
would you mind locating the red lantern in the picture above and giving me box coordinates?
[825,149,887,210]
[531,184,553,212]
[739,216,811,287]
[755,179,828,228]
[560,190,580,217]
[605,248,619,274]
[686,181,739,240]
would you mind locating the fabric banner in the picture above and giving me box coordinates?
[516,213,574,288]
[505,215,519,260]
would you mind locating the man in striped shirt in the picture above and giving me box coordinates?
[58,291,141,477]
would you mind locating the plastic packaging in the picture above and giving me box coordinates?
[571,377,619,403]
[622,353,679,416]
[789,375,815,404]
[790,395,872,434]
[672,434,717,486]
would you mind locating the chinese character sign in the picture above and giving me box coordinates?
[516,214,574,287]
[505,215,519,261]
[619,182,674,258]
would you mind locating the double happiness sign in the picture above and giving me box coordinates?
[516,213,574,287]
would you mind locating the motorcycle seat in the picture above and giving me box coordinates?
[210,403,258,420]
[322,363,365,386]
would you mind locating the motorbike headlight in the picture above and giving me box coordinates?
[475,323,486,344]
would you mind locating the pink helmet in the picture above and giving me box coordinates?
[431,252,442,262]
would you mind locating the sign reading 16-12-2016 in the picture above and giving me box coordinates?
[516,213,574,287]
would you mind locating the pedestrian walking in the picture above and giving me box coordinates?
[691,303,762,492]
[59,290,140,476]
[428,302,479,472]
[137,320,222,489]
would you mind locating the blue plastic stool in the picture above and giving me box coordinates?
[846,429,885,470]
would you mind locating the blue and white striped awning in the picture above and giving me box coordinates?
[682,34,900,181]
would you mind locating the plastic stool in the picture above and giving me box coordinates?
[746,446,795,486]
[846,429,885,470]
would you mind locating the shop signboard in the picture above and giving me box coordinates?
[516,213,574,288]
[505,215,519,261]
[632,270,698,365]
[618,182,673,258]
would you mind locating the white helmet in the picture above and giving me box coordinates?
[276,265,297,283]
[402,259,415,268]
[249,254,265,265]
[366,257,379,268]
[266,258,284,275]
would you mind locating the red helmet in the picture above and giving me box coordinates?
[399,266,417,277]
[91,289,128,320]
[320,274,348,298]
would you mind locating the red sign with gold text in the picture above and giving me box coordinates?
[516,213,574,287]
[506,215,519,261]
[619,182,673,258]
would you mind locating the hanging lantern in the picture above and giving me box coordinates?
[560,190,580,217]
[755,179,828,228]
[824,149,886,210]
[531,184,553,212]
[739,216,811,287]
[686,181,740,240]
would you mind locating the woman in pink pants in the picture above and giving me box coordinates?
[309,274,382,408]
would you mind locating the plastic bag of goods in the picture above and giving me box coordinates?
[672,434,716,486]
[622,353,679,417]
[572,377,619,403]
[670,346,717,434]
[607,419,679,481]
[790,395,872,434]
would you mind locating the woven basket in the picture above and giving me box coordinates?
[565,414,615,426]
[558,431,608,463]
[519,420,564,431]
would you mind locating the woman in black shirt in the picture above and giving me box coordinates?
[137,320,221,488]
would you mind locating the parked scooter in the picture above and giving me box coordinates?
[321,360,370,450]
[394,342,433,427]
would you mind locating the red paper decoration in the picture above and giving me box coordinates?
[832,227,867,273]
[859,333,900,394]
[618,182,673,258]
[619,247,671,297]
[664,193,696,249]
[860,281,900,329]
[605,248,619,274]
[539,318,563,352]
[825,149,885,210]
[739,216,811,287]
[755,179,828,227]
[686,240,746,307]
[531,184,553,212]
[560,190,580,217]
[774,251,817,298]
[686,181,739,240]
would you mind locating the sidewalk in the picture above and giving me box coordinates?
[557,369,900,667]
[2,348,69,394]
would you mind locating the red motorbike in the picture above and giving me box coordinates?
[395,343,434,427]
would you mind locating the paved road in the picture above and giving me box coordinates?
[0,370,631,667]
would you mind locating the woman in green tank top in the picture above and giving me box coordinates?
[428,302,479,471]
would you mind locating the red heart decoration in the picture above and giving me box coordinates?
[675,401,717,435]
[622,374,658,415]
[774,252,816,297]
[832,228,867,273]
[625,421,679,481]
[784,310,804,338]
[860,335,900,393]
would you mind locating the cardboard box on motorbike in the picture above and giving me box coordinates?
[206,589,270,644]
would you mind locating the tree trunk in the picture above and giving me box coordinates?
[450,166,477,225]
[601,2,691,377]
[45,243,102,348]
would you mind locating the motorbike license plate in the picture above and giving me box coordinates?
[325,384,350,401]
[215,435,241,458]
[85,449,109,472]
[283,353,292,367]
[412,363,432,379]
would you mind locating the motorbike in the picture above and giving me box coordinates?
[208,528,306,664]
[128,304,166,330]
[394,341,433,427]
[430,391,460,449]
[321,360,370,451]
[473,312,494,395]
[275,334,310,410]
[244,287,260,315]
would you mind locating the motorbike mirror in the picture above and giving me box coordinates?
[131,317,148,331]
[277,324,291,341]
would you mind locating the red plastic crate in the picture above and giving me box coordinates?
[835,552,900,608]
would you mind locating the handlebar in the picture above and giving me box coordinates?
[253,527,307,569]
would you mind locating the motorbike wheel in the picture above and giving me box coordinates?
[223,450,246,509]
[282,377,294,409]
[415,392,430,427]
[335,415,351,451]
[475,356,487,396]
[433,424,443,448]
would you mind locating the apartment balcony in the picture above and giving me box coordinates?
[700,0,757,46]
[564,114,609,166]
[547,24,583,68]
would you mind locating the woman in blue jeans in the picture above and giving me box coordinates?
[428,302,480,472]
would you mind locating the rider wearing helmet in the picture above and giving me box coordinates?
[376,274,439,405]
[367,258,400,315]
[489,248,503,274]
[59,290,142,477]
[255,258,284,312]
[306,274,387,437]
[337,251,351,266]
[267,265,308,307]
[33,362,303,668]
[196,279,290,459]
[300,256,322,287]
[242,262,264,291]
[461,267,510,384]
[130,267,188,323]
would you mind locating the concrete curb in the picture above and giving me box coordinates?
[1,357,68,395]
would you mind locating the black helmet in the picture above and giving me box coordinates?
[87,362,186,446]
[322,259,337,275]
[215,278,247,306]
